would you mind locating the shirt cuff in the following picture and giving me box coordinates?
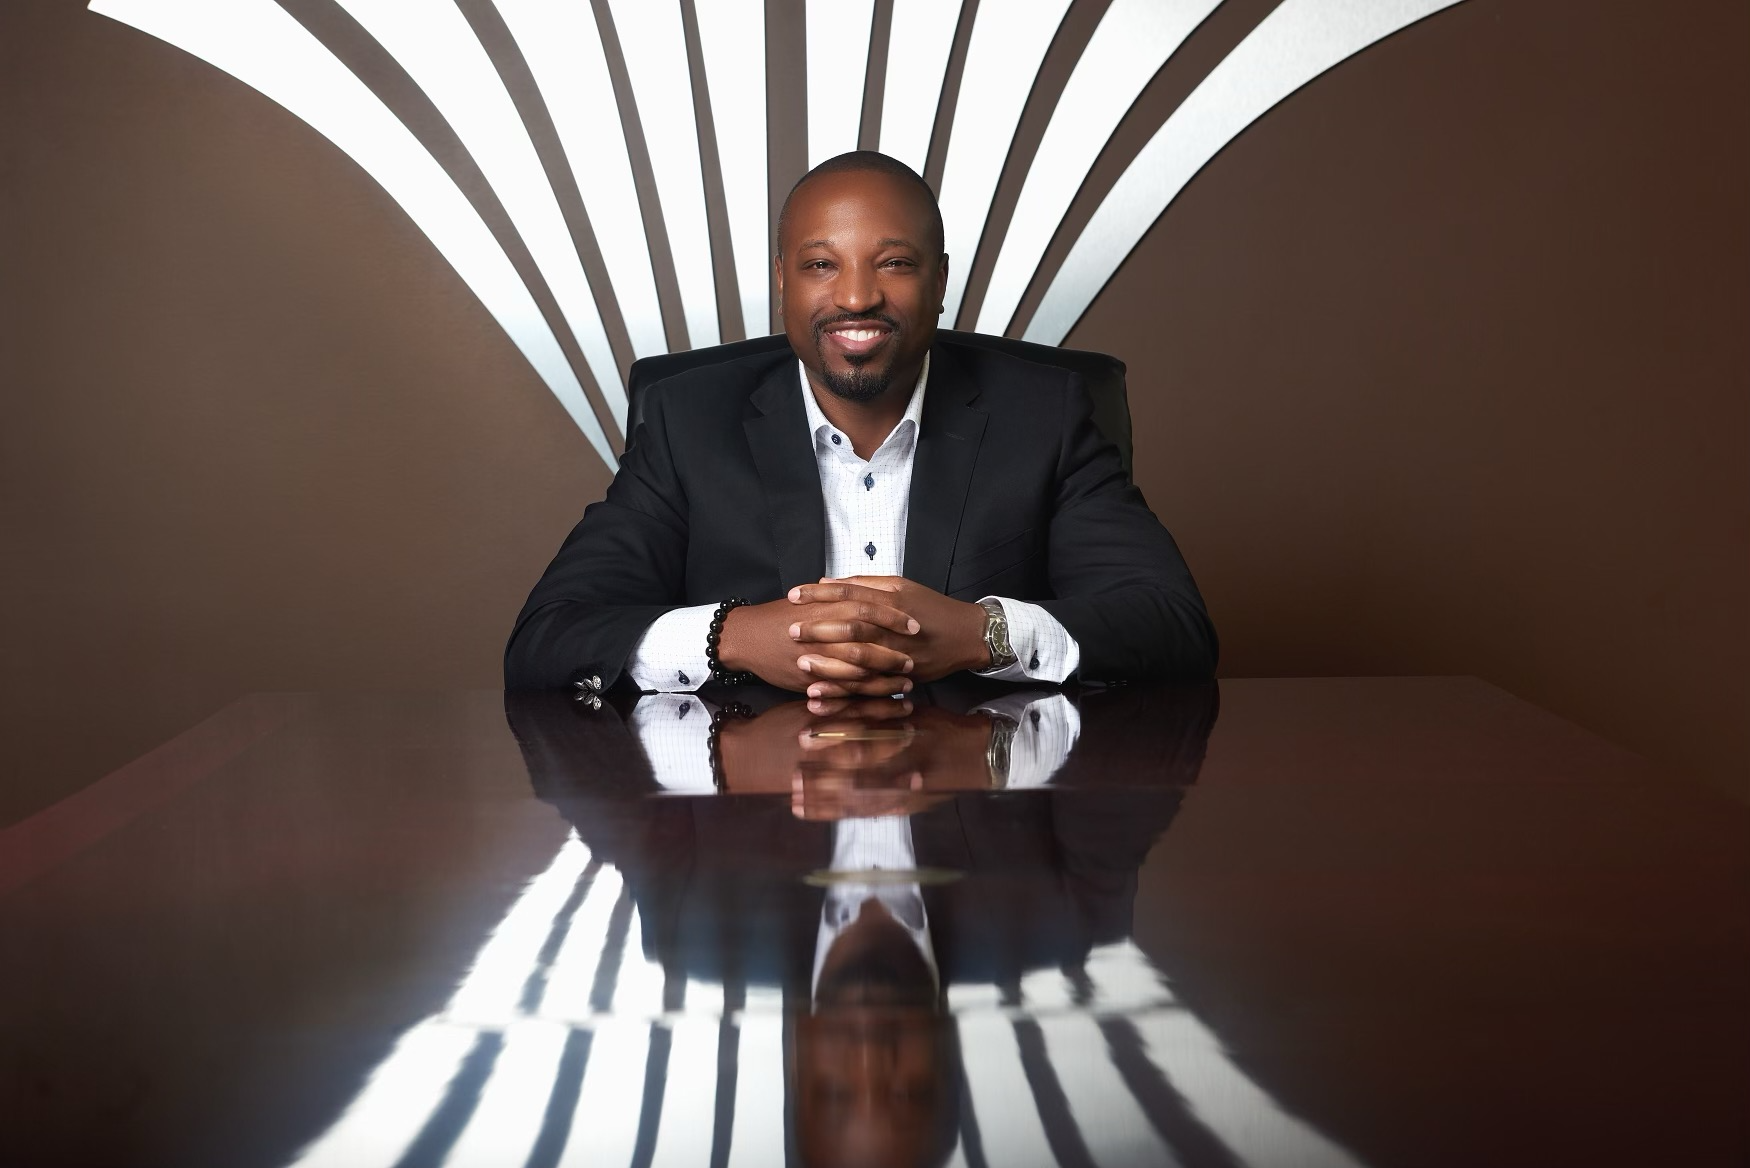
[626,603,717,692]
[629,694,719,792]
[975,692,1082,788]
[976,597,1081,683]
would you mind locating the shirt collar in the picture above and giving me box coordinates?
[798,351,930,457]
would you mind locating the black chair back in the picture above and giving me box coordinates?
[625,330,1133,479]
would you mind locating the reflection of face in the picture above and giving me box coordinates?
[796,902,958,1168]
[775,169,947,405]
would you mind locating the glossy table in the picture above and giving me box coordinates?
[1,678,1745,1168]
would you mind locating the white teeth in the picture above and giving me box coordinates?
[835,328,881,342]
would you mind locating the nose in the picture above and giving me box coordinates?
[833,260,883,316]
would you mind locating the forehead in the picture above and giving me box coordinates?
[782,169,933,249]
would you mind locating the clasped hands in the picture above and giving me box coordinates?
[717,576,989,706]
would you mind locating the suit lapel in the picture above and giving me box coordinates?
[744,361,826,589]
[905,344,988,592]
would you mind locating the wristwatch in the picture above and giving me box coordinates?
[976,599,1018,672]
[985,712,1018,788]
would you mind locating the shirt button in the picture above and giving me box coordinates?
[677,670,689,685]
[1029,651,1040,670]
[864,473,874,490]
[865,542,877,559]
[830,433,842,445]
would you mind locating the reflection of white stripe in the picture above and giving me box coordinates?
[937,0,1072,325]
[558,1020,652,1168]
[725,995,787,1167]
[440,1020,570,1168]
[537,863,626,1021]
[648,1018,721,1164]
[1039,1014,1181,1167]
[956,1014,1054,1167]
[1027,0,1470,344]
[975,0,1219,335]
[1132,1011,1371,1168]
[695,0,771,337]
[608,906,669,1017]
[1085,939,1178,1012]
[608,0,721,349]
[88,0,617,468]
[447,836,593,1027]
[283,1020,477,1168]
[806,0,876,169]
[492,0,667,362]
[333,0,627,433]
[726,1011,786,1168]
[876,0,965,174]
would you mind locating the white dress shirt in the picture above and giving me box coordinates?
[627,356,1082,691]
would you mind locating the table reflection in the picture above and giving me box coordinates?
[283,681,1363,1168]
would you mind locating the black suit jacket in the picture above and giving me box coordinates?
[505,338,1216,690]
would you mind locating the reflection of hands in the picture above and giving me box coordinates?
[789,577,988,702]
[716,697,995,820]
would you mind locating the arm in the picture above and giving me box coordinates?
[504,385,694,690]
[1035,375,1218,683]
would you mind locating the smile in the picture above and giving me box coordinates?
[821,321,894,358]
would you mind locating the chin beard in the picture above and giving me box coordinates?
[817,359,893,403]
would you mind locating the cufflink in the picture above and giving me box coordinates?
[573,674,604,710]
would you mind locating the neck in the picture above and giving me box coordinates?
[807,355,925,460]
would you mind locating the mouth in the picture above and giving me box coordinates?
[819,318,896,360]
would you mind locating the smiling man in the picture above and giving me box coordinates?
[505,151,1215,700]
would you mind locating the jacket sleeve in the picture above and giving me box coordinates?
[1036,376,1218,682]
[504,385,694,690]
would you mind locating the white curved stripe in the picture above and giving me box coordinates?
[876,0,965,174]
[492,0,667,362]
[1026,0,1471,344]
[333,0,627,433]
[608,0,720,349]
[536,863,625,1021]
[441,1020,570,1168]
[695,0,772,337]
[975,0,1220,335]
[283,1019,477,1168]
[1039,1014,1181,1167]
[956,1014,1055,1166]
[558,1020,651,1168]
[1131,1011,1370,1168]
[647,1019,721,1164]
[806,0,876,169]
[87,0,616,468]
[937,0,1073,325]
[445,835,594,1026]
[725,1013,786,1168]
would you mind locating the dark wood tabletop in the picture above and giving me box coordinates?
[1,677,1744,1168]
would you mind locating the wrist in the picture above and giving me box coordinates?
[716,604,754,673]
[958,599,994,673]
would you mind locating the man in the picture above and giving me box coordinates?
[505,151,1215,699]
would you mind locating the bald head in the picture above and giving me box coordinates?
[777,151,945,261]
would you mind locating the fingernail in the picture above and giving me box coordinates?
[906,619,920,634]
[798,657,813,673]
[788,587,801,602]
[809,685,824,698]
[902,659,914,673]
[788,623,801,638]
[900,680,913,693]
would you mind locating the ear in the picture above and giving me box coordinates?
[772,252,785,312]
[935,253,950,313]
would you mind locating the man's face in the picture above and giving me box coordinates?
[775,170,948,403]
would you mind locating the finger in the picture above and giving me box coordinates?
[790,601,919,637]
[789,583,915,619]
[804,676,913,704]
[790,618,918,646]
[801,641,913,675]
[819,575,903,592]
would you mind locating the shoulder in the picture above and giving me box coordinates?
[636,346,793,434]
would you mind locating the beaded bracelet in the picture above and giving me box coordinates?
[706,597,758,685]
[706,702,756,791]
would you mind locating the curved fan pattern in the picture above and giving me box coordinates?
[88,0,1471,471]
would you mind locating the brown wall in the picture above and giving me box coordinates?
[3,0,1745,822]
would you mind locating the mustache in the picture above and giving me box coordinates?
[814,312,900,339]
